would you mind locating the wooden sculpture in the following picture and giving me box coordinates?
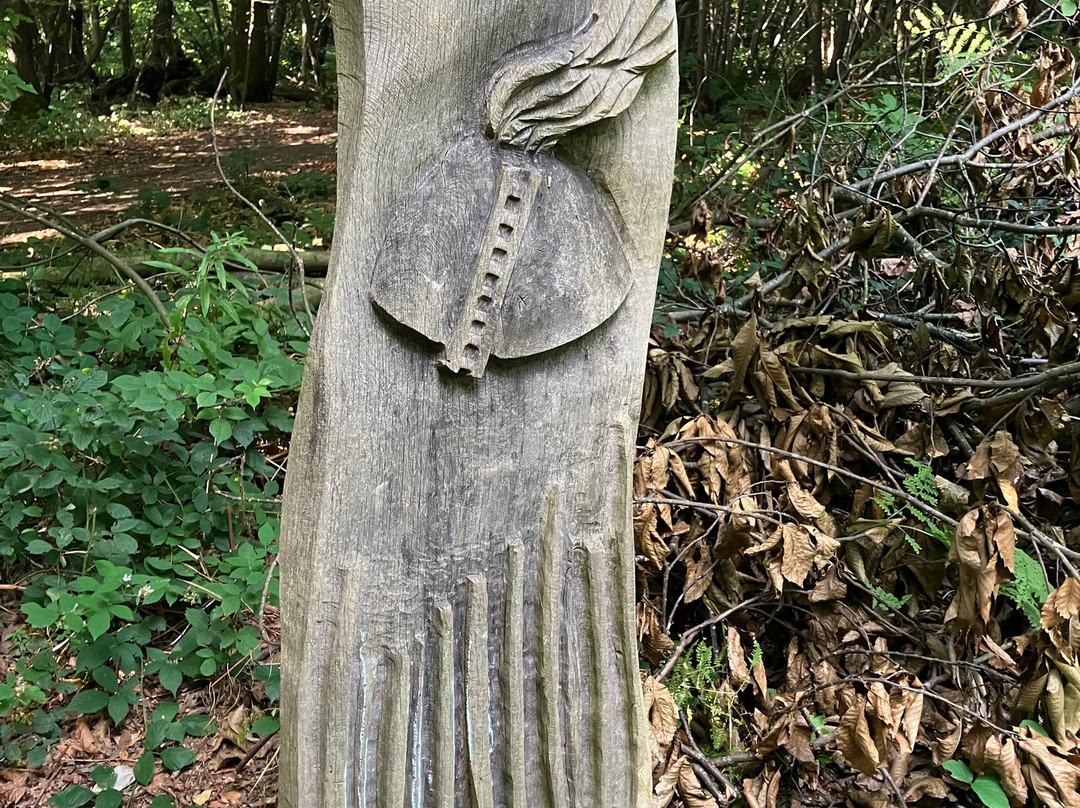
[279,1,678,805]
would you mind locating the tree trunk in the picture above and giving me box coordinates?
[278,1,679,807]
[229,0,273,102]
[118,0,132,74]
[267,0,287,90]
[1,0,41,89]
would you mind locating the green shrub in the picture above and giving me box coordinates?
[0,253,303,765]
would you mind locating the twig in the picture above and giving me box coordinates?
[682,743,737,804]
[656,595,765,682]
[210,71,314,336]
[666,435,959,529]
[707,730,836,768]
[235,731,276,771]
[257,555,279,647]
[789,361,1080,390]
[844,80,1080,193]
[847,675,1019,739]
[635,495,788,529]
[0,195,170,328]
[965,372,1080,411]
[880,765,907,807]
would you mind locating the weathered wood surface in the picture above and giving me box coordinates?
[279,1,678,806]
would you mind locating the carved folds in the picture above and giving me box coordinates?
[369,0,676,377]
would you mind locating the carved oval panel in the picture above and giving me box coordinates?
[369,137,632,375]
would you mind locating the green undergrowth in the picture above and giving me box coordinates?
[0,248,303,768]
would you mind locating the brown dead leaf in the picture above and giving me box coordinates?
[191,791,213,806]
[678,761,720,808]
[967,431,1027,512]
[1018,729,1080,808]
[985,735,1029,806]
[683,541,713,603]
[639,604,675,664]
[743,765,781,808]
[725,313,759,407]
[837,697,881,776]
[1042,578,1080,630]
[728,625,749,687]
[810,565,848,601]
[781,524,816,586]
[786,482,826,519]
[653,755,685,808]
[74,717,97,755]
[945,505,1016,630]
[646,676,679,757]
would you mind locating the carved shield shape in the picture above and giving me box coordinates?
[369,138,632,376]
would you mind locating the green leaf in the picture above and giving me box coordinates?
[48,786,94,808]
[1061,0,1078,17]
[92,666,119,693]
[148,797,176,808]
[134,751,156,786]
[972,775,1010,808]
[22,602,59,628]
[86,609,111,641]
[209,418,232,444]
[943,759,974,783]
[67,689,109,715]
[158,664,183,695]
[179,714,215,737]
[160,745,196,772]
[107,694,131,725]
[94,790,123,808]
[90,765,116,788]
[144,719,170,750]
[250,715,279,735]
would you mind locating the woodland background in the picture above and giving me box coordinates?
[2,1,1080,807]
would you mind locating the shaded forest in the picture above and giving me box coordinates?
[2,1,1080,807]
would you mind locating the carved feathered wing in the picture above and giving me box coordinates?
[486,0,677,151]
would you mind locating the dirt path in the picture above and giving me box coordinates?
[0,102,337,244]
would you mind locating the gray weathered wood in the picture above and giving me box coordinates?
[279,1,678,805]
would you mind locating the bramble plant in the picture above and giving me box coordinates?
[0,237,302,767]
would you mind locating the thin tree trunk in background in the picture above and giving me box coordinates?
[208,0,224,61]
[77,0,119,79]
[267,0,287,89]
[70,0,85,66]
[149,0,182,67]
[230,0,273,101]
[118,0,132,74]
[809,0,825,86]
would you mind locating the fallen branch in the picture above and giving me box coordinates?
[789,360,1080,390]
[0,195,170,328]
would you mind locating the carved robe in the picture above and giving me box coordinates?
[279,2,678,806]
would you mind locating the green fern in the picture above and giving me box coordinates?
[903,459,940,506]
[871,460,955,553]
[749,638,763,669]
[869,584,911,612]
[668,640,743,757]
[999,549,1049,628]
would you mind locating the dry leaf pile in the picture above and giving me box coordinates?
[641,73,1080,803]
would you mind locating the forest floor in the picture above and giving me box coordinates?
[0,101,334,808]
[0,102,337,243]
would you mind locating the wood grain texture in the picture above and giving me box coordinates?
[279,0,678,805]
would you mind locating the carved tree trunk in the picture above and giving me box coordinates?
[279,2,678,807]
